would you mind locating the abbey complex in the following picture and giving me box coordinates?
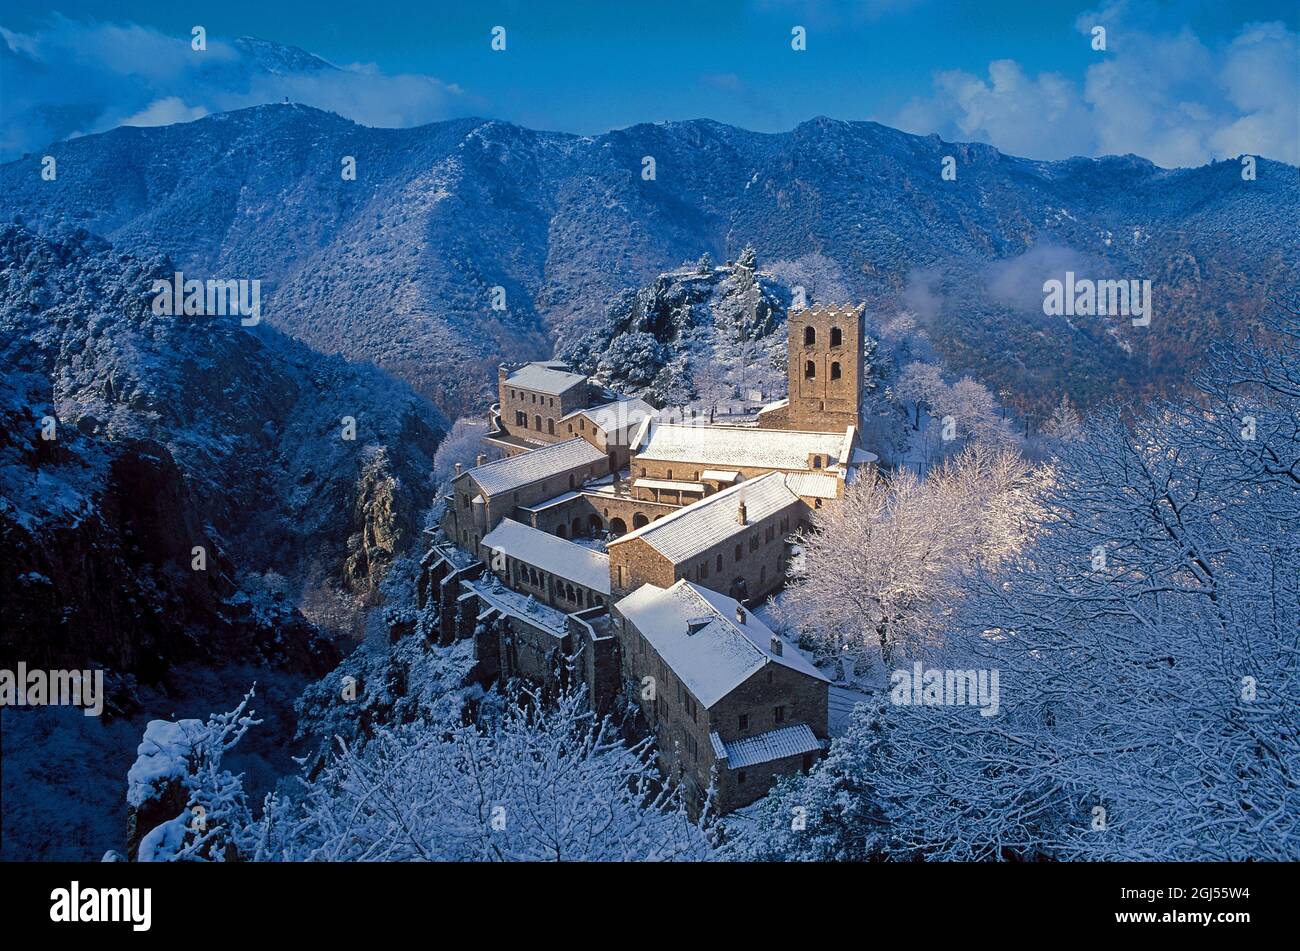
[426,305,877,812]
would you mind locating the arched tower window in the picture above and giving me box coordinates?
[804,360,816,379]
[804,326,816,346]
[831,361,842,380]
[830,326,843,347]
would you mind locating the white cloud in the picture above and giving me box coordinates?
[0,16,474,160]
[891,10,1298,167]
[120,97,209,128]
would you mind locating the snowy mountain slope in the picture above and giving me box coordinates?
[0,225,447,674]
[2,105,1296,416]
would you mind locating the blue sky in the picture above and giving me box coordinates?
[2,0,1297,165]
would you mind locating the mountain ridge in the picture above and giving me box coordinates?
[3,102,1295,417]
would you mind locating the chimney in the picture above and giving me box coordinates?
[735,605,746,625]
[475,453,486,467]
[769,634,783,656]
[454,462,462,477]
[736,499,748,525]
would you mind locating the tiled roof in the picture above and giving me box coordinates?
[607,472,798,563]
[614,579,827,708]
[634,421,848,471]
[784,472,841,499]
[481,519,610,595]
[710,724,823,770]
[506,362,589,395]
[463,577,568,636]
[565,398,657,435]
[464,438,606,496]
[517,491,582,512]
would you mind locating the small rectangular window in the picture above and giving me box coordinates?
[774,705,786,724]
[739,714,749,731]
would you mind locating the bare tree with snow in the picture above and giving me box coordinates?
[784,442,1042,667]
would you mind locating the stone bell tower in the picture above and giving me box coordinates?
[760,303,864,432]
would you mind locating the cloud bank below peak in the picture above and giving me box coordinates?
[890,6,1299,168]
[0,17,473,160]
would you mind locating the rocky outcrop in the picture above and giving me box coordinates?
[0,225,444,676]
[344,447,410,597]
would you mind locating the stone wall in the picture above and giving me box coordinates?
[445,453,611,552]
[612,609,720,816]
[710,663,829,811]
[585,493,680,536]
[497,370,591,444]
[608,498,802,604]
[761,304,864,433]
[611,607,828,814]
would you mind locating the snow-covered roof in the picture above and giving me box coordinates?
[615,579,827,708]
[783,472,841,500]
[755,397,789,417]
[505,362,589,395]
[517,490,582,513]
[634,420,848,471]
[710,724,823,770]
[700,469,741,483]
[608,472,799,563]
[564,397,657,435]
[463,438,606,496]
[464,577,569,636]
[850,447,879,465]
[481,519,610,595]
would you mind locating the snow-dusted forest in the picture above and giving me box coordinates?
[112,293,1297,864]
[2,6,1296,878]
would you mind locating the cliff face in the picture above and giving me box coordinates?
[0,226,447,676]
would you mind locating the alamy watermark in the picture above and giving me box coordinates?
[150,271,261,326]
[1043,271,1151,327]
[0,663,105,716]
[890,662,1000,717]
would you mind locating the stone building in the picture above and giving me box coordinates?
[614,579,830,813]
[629,419,861,503]
[757,303,865,433]
[422,541,619,715]
[444,438,610,553]
[480,518,611,613]
[491,362,595,452]
[561,397,657,471]
[430,300,884,813]
[606,472,804,603]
